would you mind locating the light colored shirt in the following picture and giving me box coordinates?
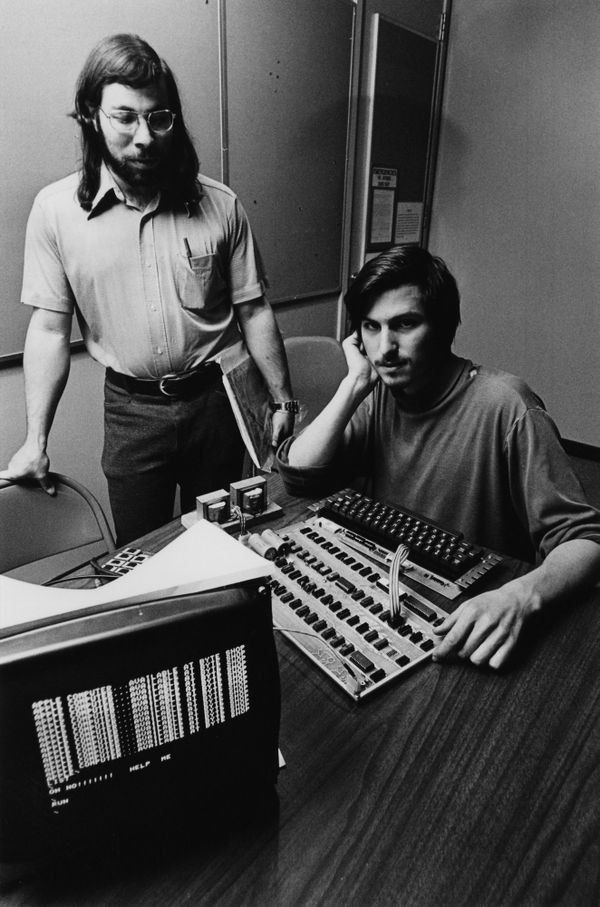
[21,166,267,377]
[278,359,600,563]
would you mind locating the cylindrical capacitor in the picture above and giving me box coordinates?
[246,532,276,560]
[260,528,291,555]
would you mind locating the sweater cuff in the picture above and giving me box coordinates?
[275,436,341,498]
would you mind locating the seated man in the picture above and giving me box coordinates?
[277,246,600,669]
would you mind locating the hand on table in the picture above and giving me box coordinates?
[432,584,540,670]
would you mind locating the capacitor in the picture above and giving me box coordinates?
[246,533,276,560]
[260,528,291,555]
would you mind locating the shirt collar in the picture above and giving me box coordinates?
[87,164,203,218]
[87,163,162,218]
[87,164,121,219]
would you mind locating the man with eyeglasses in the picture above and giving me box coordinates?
[0,33,296,544]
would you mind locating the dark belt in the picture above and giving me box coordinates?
[106,362,220,398]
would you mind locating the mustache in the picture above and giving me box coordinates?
[126,155,160,163]
[374,354,408,368]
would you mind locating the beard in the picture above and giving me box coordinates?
[104,150,167,188]
[100,136,173,192]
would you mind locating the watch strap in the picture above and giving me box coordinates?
[269,400,300,414]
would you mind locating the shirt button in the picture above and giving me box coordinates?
[156,347,163,355]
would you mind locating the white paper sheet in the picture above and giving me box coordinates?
[370,188,394,244]
[0,521,271,632]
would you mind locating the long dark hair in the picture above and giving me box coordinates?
[71,33,200,210]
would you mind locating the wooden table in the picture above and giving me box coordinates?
[3,479,600,906]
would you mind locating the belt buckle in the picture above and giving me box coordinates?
[158,372,180,397]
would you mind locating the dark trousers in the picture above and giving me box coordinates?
[101,375,245,546]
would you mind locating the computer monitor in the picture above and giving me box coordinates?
[0,579,280,862]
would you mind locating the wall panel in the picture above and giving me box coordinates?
[429,0,600,445]
[226,0,354,302]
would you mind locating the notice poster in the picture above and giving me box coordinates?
[369,168,398,246]
[395,202,423,244]
[370,189,395,245]
[372,167,398,190]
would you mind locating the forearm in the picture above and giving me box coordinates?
[502,538,600,610]
[0,309,72,488]
[433,538,600,668]
[22,311,71,451]
[287,374,369,468]
[236,299,292,399]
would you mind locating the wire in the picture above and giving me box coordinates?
[42,574,114,586]
[273,625,363,694]
[231,504,247,536]
[389,543,410,622]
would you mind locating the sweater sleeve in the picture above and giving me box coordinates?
[275,393,376,498]
[507,408,600,558]
[275,436,351,498]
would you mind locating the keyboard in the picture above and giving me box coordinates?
[314,488,501,591]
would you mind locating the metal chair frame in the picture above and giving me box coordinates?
[0,472,115,583]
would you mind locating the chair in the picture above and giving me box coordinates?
[284,335,347,428]
[0,473,115,585]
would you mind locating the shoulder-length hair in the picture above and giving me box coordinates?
[71,33,200,210]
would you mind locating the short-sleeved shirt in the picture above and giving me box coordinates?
[21,166,267,377]
[278,359,600,563]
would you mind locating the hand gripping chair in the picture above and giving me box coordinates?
[0,473,116,585]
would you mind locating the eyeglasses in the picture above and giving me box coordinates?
[98,108,176,135]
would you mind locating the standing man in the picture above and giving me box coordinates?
[278,246,600,669]
[0,34,296,544]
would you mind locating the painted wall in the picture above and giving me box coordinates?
[429,0,600,446]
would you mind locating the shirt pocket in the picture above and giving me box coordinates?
[176,252,226,313]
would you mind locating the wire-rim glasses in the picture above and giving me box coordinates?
[99,108,176,135]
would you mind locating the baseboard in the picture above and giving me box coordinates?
[563,439,600,462]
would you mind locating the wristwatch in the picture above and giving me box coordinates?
[269,400,300,414]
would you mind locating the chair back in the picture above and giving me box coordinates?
[284,335,347,428]
[0,473,115,584]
